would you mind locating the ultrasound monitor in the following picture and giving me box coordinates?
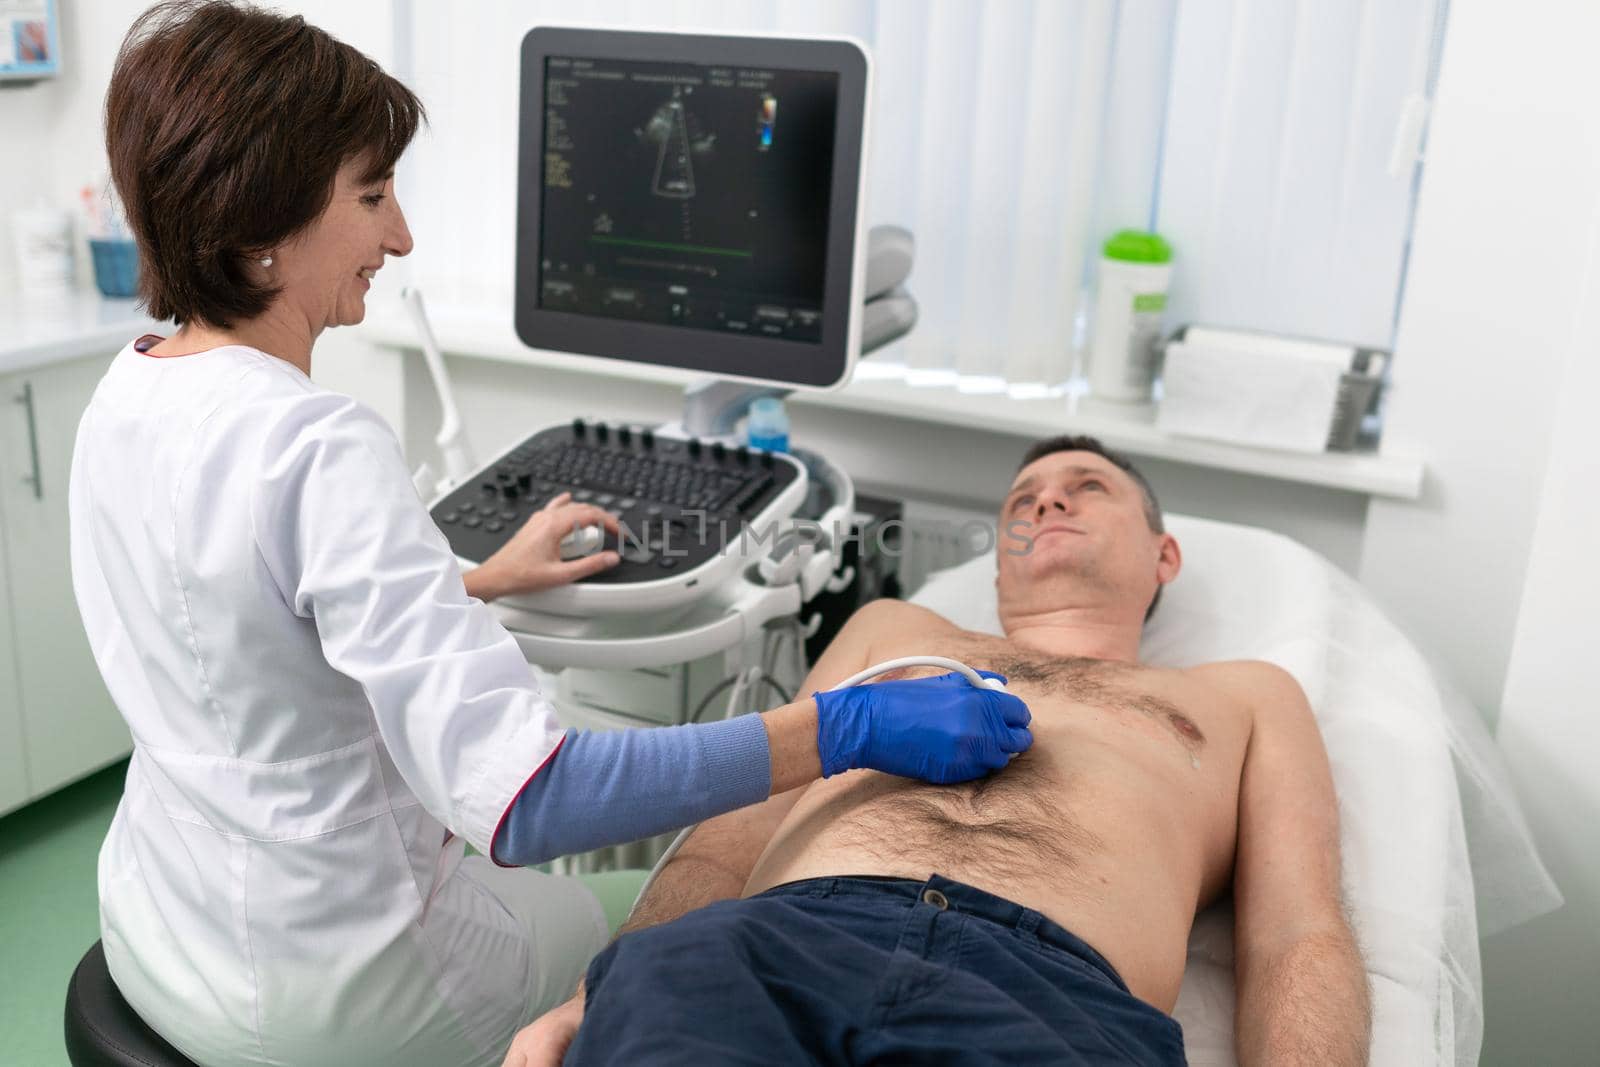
[515,27,869,390]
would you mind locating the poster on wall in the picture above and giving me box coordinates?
[0,0,58,82]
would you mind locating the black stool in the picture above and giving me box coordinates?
[64,941,199,1067]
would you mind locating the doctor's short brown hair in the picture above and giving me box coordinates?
[104,0,424,328]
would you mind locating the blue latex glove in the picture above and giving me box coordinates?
[814,671,1033,783]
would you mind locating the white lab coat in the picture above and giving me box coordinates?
[68,339,607,1066]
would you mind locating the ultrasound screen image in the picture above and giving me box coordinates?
[539,56,838,344]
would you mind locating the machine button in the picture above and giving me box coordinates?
[503,485,520,500]
[573,417,586,436]
[641,429,655,448]
[711,441,726,461]
[736,447,750,464]
[516,473,532,490]
[573,490,594,502]
[645,504,664,517]
[596,423,610,442]
[657,557,679,569]
[457,501,476,513]
[480,482,497,495]
[499,509,517,521]
[619,425,632,444]
[463,515,482,528]
[687,437,702,456]
[595,493,615,507]
[622,544,654,564]
[486,521,504,533]
[439,511,459,524]
[760,450,774,468]
[618,497,638,510]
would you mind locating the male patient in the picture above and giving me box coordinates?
[506,435,1369,1067]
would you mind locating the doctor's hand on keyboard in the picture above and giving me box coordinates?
[473,493,621,597]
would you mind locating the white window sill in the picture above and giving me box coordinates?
[355,302,1424,501]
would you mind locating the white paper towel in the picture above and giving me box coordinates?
[10,206,75,295]
[1157,337,1346,452]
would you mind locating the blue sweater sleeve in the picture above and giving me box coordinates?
[491,712,772,867]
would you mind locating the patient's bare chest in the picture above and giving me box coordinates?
[877,632,1214,763]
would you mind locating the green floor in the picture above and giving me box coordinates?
[0,760,128,1067]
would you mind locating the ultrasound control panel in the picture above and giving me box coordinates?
[430,420,803,585]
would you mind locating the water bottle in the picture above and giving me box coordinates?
[1089,230,1173,402]
[746,396,790,452]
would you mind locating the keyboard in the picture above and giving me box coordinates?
[430,420,803,585]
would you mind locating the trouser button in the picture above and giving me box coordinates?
[921,888,949,911]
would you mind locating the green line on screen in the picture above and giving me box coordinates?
[590,236,753,258]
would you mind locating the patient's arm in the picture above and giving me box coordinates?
[616,598,914,936]
[1228,663,1370,1066]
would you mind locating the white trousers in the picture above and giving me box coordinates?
[419,857,611,1064]
[108,853,608,1067]
[457,857,611,1018]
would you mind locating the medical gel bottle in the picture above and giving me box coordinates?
[746,396,790,453]
[1088,230,1173,403]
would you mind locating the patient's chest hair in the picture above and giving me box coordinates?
[837,640,1216,882]
[894,638,1209,752]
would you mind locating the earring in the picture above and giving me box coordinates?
[259,255,273,267]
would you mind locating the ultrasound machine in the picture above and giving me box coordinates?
[406,27,914,756]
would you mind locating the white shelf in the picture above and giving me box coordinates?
[356,302,1425,501]
[0,289,159,376]
[805,377,1423,499]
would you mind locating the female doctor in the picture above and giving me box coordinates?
[73,4,1031,1066]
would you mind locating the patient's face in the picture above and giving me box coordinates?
[994,451,1172,620]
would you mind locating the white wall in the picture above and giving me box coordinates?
[1356,1,1600,1062]
[1357,1,1586,721]
[1480,215,1600,1062]
[1475,57,1600,1057]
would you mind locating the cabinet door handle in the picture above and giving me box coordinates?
[14,382,42,500]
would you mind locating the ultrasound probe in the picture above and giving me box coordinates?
[829,655,1010,692]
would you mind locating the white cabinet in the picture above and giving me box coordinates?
[0,352,131,814]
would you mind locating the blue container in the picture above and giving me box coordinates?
[746,396,790,452]
[89,238,140,298]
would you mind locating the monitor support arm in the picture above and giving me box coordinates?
[680,380,790,438]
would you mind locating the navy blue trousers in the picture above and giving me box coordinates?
[566,874,1187,1065]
